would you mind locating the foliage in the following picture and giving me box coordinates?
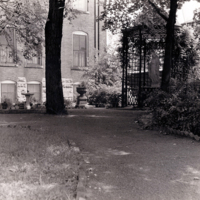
[30,97,38,104]
[145,79,200,136]
[100,0,200,91]
[88,90,108,106]
[88,86,121,107]
[0,0,78,60]
[1,97,12,108]
[64,99,76,108]
[189,65,200,81]
[100,0,166,34]
[99,0,193,34]
[173,26,199,79]
[84,46,122,107]
[83,43,121,92]
[78,81,87,88]
[0,0,46,60]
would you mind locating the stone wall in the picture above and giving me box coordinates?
[61,0,107,83]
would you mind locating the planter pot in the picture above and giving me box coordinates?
[18,103,25,109]
[76,87,87,108]
[71,102,76,108]
[1,103,8,109]
[76,87,87,95]
[11,106,16,110]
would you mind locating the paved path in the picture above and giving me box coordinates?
[1,109,200,200]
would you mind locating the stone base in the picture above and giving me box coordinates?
[76,96,87,108]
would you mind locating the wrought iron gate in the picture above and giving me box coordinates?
[121,25,166,107]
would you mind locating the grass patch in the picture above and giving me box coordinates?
[0,126,80,200]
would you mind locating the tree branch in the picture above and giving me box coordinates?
[148,0,168,22]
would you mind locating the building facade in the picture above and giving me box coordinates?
[0,0,107,104]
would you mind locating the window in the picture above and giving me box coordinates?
[73,0,88,12]
[1,81,16,103]
[27,82,41,102]
[26,44,42,67]
[0,28,16,64]
[73,32,87,68]
[26,52,42,66]
[0,46,13,63]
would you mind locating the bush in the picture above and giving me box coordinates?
[88,87,121,108]
[145,80,200,136]
[88,90,107,106]
[108,92,121,107]
[64,99,75,108]
[1,97,12,109]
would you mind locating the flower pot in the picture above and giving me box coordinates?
[11,106,16,110]
[18,103,25,109]
[1,102,8,109]
[71,102,76,108]
[76,87,87,95]
[76,87,87,108]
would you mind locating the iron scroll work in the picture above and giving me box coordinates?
[121,25,181,108]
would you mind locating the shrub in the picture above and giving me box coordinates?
[88,90,108,106]
[1,97,12,109]
[145,80,200,136]
[64,99,73,108]
[88,87,121,107]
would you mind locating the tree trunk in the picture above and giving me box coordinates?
[161,0,178,92]
[45,0,66,114]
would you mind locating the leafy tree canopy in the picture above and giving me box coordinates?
[101,0,200,92]
[0,0,46,58]
[0,0,77,59]
[100,0,198,34]
[83,48,121,91]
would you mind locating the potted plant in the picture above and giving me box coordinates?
[1,100,8,109]
[11,103,16,110]
[30,97,39,109]
[1,97,12,109]
[17,101,25,109]
[64,99,72,109]
[71,98,76,108]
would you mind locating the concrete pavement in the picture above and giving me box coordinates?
[1,108,200,200]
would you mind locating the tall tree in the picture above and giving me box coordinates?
[100,0,199,92]
[160,0,178,91]
[45,0,66,114]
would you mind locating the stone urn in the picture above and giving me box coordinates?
[76,87,87,108]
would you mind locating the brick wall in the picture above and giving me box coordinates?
[0,0,107,102]
[61,0,107,83]
[0,66,21,82]
[24,67,44,82]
